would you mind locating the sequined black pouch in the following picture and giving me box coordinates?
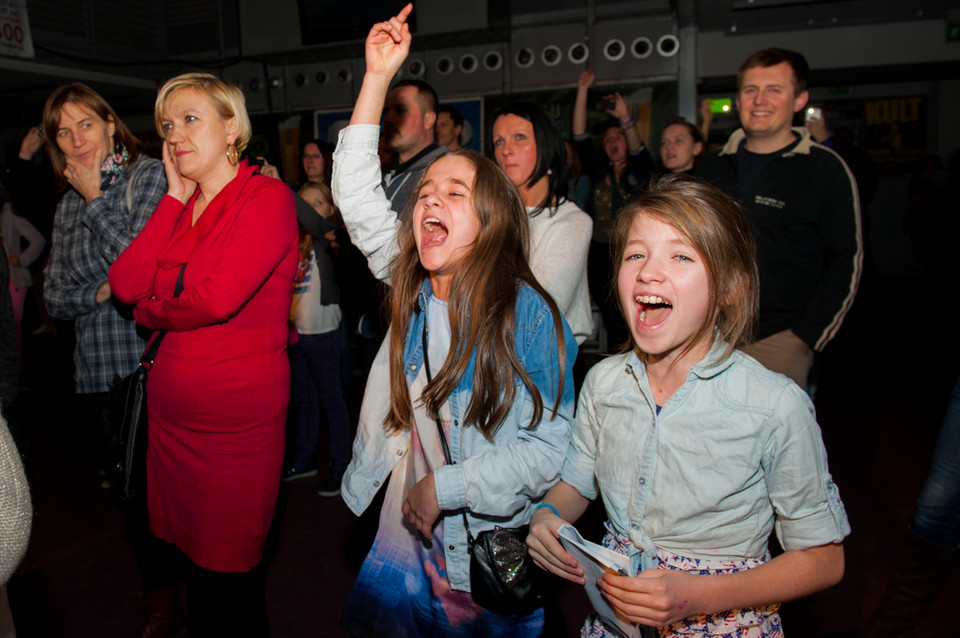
[468,524,545,616]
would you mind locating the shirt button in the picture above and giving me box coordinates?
[373,481,380,487]
[632,524,640,531]
[638,477,645,485]
[454,420,459,426]
[448,545,455,551]
[409,364,417,371]
[396,449,403,456]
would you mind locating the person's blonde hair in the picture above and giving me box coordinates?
[297,181,337,217]
[611,173,759,363]
[154,73,252,153]
[296,181,340,255]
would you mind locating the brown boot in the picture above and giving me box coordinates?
[133,586,184,638]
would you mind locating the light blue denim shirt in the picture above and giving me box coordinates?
[563,342,850,564]
[342,279,578,590]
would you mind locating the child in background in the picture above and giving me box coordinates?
[286,181,351,496]
[527,173,850,637]
[0,187,45,356]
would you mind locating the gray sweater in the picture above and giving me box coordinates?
[0,413,30,585]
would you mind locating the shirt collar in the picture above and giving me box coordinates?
[625,339,738,382]
[385,143,440,176]
[719,126,813,157]
[416,278,434,311]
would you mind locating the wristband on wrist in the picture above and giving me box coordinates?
[535,502,560,518]
[620,118,634,129]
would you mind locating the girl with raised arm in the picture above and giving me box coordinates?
[336,6,577,636]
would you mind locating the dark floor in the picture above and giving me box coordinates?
[4,269,960,637]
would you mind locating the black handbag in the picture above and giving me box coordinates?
[467,523,545,616]
[112,336,160,500]
[421,327,545,617]
[110,264,185,500]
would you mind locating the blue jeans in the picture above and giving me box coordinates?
[911,376,960,548]
[289,330,352,470]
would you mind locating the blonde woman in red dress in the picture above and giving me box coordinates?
[109,73,298,636]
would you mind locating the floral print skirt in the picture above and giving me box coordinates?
[581,522,783,638]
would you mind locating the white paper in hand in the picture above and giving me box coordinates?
[557,524,643,638]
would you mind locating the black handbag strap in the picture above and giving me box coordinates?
[140,263,187,366]
[420,324,475,544]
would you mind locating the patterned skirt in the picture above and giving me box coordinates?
[581,522,783,638]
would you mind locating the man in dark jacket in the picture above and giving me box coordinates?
[696,48,862,389]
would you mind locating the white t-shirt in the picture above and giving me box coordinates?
[290,247,341,335]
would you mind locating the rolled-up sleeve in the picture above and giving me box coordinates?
[764,384,851,550]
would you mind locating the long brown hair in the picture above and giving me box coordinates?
[42,83,144,191]
[612,173,759,364]
[386,149,566,439]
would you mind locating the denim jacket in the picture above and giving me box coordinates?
[562,341,850,568]
[342,279,577,590]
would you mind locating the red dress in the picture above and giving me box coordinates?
[109,162,298,572]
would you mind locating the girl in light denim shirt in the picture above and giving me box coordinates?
[339,6,576,636]
[528,174,850,637]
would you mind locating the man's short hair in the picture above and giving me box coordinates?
[438,105,464,129]
[737,48,809,95]
[391,79,439,119]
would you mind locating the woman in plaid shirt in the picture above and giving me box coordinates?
[40,84,169,635]
[41,84,166,400]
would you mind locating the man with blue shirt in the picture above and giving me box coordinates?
[696,48,862,389]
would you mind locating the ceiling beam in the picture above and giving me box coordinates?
[0,57,157,90]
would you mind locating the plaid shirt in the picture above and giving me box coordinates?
[44,156,167,393]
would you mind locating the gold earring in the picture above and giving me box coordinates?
[226,143,238,167]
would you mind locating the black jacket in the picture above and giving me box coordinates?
[696,127,862,351]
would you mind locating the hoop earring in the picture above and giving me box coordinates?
[226,143,238,167]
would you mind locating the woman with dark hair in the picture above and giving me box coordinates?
[302,138,333,185]
[336,9,576,634]
[572,70,656,350]
[42,84,167,401]
[491,102,568,214]
[491,102,594,346]
[659,116,705,174]
[110,72,298,636]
